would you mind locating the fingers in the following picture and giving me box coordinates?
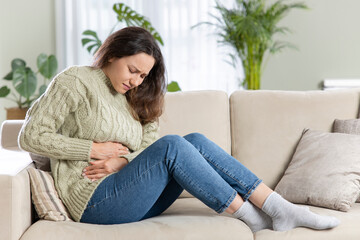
[83,161,107,181]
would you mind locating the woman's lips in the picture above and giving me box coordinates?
[123,83,130,90]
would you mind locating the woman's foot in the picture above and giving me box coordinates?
[262,192,340,231]
[233,201,272,232]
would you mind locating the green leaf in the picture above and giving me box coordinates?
[167,81,181,92]
[3,71,13,80]
[13,67,37,99]
[81,30,102,55]
[195,0,308,89]
[11,58,26,71]
[81,38,93,46]
[87,44,100,54]
[82,30,98,37]
[0,86,11,97]
[37,53,58,79]
[39,84,48,96]
[112,3,164,46]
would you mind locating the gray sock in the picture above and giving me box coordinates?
[233,201,273,232]
[262,192,340,231]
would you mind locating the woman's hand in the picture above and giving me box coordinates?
[90,141,130,160]
[82,157,128,181]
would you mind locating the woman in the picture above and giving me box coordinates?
[19,27,339,232]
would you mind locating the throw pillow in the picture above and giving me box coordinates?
[275,129,360,212]
[29,152,51,172]
[333,118,360,134]
[27,168,73,221]
[333,118,360,202]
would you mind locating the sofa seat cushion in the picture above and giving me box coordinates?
[20,198,254,240]
[254,203,360,240]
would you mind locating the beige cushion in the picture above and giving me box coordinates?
[20,198,253,240]
[275,129,360,212]
[159,91,231,154]
[29,153,51,171]
[333,118,360,134]
[160,90,231,198]
[230,90,360,189]
[27,168,72,221]
[333,118,360,202]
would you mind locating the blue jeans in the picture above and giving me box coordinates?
[80,133,262,224]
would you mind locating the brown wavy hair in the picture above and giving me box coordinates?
[92,27,166,125]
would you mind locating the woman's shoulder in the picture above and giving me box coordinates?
[53,66,96,88]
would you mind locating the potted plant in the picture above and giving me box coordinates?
[0,54,58,119]
[197,0,307,90]
[82,2,181,92]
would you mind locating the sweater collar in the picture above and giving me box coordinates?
[93,68,118,94]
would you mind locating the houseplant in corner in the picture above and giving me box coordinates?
[197,0,307,90]
[0,53,58,119]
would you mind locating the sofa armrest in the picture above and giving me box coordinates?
[1,120,25,150]
[0,164,34,240]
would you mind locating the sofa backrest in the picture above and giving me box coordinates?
[159,90,231,154]
[230,89,360,189]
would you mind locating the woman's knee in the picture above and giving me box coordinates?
[183,132,206,143]
[157,135,186,147]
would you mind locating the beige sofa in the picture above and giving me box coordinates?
[1,89,360,240]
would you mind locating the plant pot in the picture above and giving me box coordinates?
[6,107,29,120]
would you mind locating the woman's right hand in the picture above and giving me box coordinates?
[90,142,130,160]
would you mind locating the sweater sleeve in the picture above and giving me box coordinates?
[18,72,93,161]
[121,121,159,163]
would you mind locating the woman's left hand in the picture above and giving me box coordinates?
[82,157,128,181]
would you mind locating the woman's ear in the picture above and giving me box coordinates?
[108,57,115,63]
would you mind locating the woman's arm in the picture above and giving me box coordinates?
[82,121,159,180]
[18,73,93,161]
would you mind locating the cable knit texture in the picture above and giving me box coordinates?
[19,66,159,222]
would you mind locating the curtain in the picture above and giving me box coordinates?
[55,0,242,94]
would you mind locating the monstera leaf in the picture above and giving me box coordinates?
[0,86,10,97]
[81,3,163,55]
[3,58,26,80]
[113,3,163,46]
[37,53,58,79]
[81,30,103,55]
[12,66,37,99]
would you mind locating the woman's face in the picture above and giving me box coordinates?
[102,53,155,94]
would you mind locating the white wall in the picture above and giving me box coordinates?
[1,0,360,125]
[0,0,55,125]
[262,0,360,90]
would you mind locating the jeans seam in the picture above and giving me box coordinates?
[202,154,249,191]
[166,158,220,205]
[243,179,262,201]
[217,190,237,213]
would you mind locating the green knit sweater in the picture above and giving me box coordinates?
[19,66,159,222]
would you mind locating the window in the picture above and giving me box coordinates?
[55,0,241,94]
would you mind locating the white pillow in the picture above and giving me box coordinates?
[28,168,73,221]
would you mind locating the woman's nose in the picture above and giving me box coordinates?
[130,75,143,87]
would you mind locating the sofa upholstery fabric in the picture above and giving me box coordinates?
[2,89,360,240]
[230,90,360,188]
[275,129,360,211]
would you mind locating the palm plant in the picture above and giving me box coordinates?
[203,0,307,90]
